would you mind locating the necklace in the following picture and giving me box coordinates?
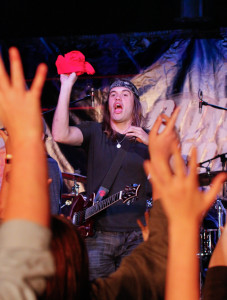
[116,135,126,148]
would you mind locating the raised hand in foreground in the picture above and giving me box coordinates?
[144,110,227,300]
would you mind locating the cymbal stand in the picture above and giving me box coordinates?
[216,154,227,238]
[71,180,80,196]
[220,154,227,198]
[215,199,226,238]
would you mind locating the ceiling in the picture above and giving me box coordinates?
[0,0,226,38]
[0,0,226,111]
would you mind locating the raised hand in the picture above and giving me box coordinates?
[0,47,49,226]
[0,47,47,143]
[60,72,77,87]
[145,144,227,226]
[148,107,180,165]
[145,107,181,200]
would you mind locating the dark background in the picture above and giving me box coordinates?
[0,0,226,38]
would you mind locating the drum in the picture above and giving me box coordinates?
[200,198,226,256]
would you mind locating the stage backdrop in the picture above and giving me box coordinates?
[0,29,227,194]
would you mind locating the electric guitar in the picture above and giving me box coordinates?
[69,183,140,237]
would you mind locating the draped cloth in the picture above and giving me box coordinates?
[0,30,227,193]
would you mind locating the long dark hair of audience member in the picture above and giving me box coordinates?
[39,215,91,300]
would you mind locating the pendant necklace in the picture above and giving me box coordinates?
[116,135,126,148]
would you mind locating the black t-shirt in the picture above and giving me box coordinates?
[76,121,150,231]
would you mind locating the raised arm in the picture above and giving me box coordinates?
[147,108,180,201]
[0,47,50,226]
[144,130,226,300]
[0,47,55,300]
[52,73,83,146]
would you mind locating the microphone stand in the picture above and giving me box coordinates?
[200,100,227,111]
[199,152,227,168]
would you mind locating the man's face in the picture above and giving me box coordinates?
[108,86,134,124]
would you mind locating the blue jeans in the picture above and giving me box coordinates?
[85,230,143,281]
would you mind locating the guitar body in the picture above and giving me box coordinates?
[69,193,95,238]
[68,184,140,238]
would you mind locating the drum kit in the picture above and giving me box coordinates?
[60,172,87,216]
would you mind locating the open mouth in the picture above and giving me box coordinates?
[114,102,123,113]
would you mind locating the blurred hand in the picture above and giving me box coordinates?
[137,210,150,241]
[0,47,47,143]
[144,145,227,226]
[149,108,180,165]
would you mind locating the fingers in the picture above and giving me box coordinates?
[149,107,180,145]
[144,160,151,180]
[188,147,199,185]
[144,210,150,225]
[30,63,48,99]
[162,107,180,134]
[150,115,162,137]
[137,218,145,231]
[205,173,227,206]
[9,47,26,90]
[171,142,186,177]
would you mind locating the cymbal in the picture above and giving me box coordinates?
[199,171,227,186]
[61,193,76,199]
[62,172,87,183]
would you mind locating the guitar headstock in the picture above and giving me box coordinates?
[122,184,140,204]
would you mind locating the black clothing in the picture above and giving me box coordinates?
[77,121,150,232]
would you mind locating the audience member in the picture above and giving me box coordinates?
[0,47,54,299]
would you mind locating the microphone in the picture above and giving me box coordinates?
[199,90,203,113]
[91,87,95,108]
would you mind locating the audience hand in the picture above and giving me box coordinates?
[0,47,49,226]
[137,210,150,241]
[147,107,180,200]
[0,48,47,143]
[148,107,180,165]
[145,144,227,226]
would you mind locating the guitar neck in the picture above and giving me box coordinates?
[85,191,122,220]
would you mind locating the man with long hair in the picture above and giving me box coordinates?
[52,73,150,280]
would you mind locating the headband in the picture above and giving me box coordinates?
[109,80,139,98]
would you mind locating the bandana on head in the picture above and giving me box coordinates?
[109,80,139,98]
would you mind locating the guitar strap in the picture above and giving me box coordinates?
[94,139,131,203]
